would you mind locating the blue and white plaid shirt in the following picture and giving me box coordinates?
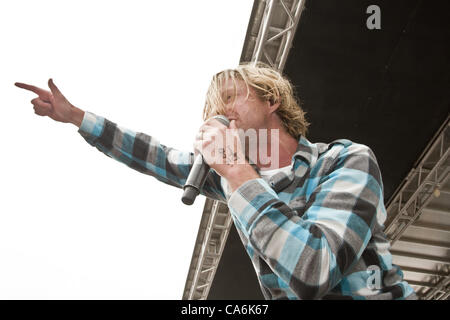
[78,111,416,300]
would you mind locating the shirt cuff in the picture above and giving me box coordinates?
[227,178,279,234]
[77,111,106,139]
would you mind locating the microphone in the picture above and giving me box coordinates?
[181,115,230,205]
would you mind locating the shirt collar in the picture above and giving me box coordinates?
[249,135,319,171]
[264,136,351,192]
[292,135,320,167]
[259,135,320,193]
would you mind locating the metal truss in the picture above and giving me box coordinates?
[183,0,306,300]
[423,276,450,300]
[242,0,306,70]
[182,200,232,300]
[385,115,450,300]
[385,116,449,242]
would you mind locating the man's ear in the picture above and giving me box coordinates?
[267,99,280,114]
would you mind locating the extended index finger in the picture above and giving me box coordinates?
[15,82,48,96]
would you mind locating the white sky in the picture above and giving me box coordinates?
[0,0,253,299]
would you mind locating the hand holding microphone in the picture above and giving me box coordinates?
[181,115,230,205]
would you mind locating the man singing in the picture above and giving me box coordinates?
[15,63,416,300]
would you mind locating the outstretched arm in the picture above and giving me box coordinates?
[15,80,226,202]
[77,111,225,200]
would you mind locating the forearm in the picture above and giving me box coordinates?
[77,111,226,201]
[77,111,190,187]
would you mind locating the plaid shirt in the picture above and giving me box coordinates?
[78,111,416,300]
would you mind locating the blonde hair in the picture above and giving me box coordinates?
[203,62,310,139]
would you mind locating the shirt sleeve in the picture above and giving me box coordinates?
[227,143,385,299]
[77,111,226,202]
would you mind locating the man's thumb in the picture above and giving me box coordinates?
[48,78,61,95]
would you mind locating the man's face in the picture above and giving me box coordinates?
[220,79,270,131]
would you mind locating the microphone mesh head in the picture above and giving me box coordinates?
[211,115,230,127]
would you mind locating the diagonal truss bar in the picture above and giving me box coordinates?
[183,0,307,300]
[385,116,450,244]
[252,0,306,70]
